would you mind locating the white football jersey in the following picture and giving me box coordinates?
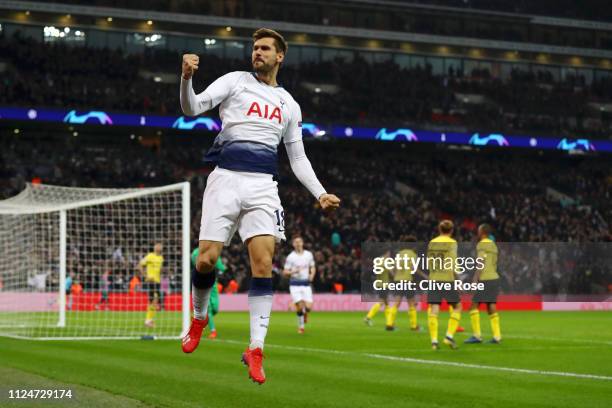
[284,250,315,283]
[195,71,302,175]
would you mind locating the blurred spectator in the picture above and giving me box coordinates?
[129,274,141,294]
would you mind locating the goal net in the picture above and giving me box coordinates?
[0,182,190,340]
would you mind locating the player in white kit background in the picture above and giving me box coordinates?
[283,236,316,334]
[179,28,341,384]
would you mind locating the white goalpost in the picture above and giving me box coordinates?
[0,182,191,340]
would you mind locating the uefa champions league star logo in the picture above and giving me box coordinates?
[172,116,221,131]
[63,110,113,125]
[375,128,418,142]
[556,138,596,152]
[469,133,510,147]
[301,123,325,137]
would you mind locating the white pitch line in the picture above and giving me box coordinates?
[9,332,610,347]
[507,335,612,346]
[363,353,612,381]
[218,339,612,382]
[0,334,180,341]
[2,335,610,381]
[0,333,32,340]
[366,345,604,353]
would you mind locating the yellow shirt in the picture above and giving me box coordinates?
[140,252,164,283]
[426,235,457,282]
[476,238,499,281]
[394,249,417,282]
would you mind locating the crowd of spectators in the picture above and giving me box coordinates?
[1,32,611,139]
[1,134,610,295]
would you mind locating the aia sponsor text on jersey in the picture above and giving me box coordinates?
[246,102,282,124]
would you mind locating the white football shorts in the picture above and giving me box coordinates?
[289,285,313,303]
[199,167,286,245]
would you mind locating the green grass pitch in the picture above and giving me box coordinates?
[0,311,610,408]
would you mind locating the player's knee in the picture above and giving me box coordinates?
[196,252,217,273]
[250,253,272,276]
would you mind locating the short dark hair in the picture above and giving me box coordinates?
[479,223,492,235]
[253,28,288,54]
[439,220,454,234]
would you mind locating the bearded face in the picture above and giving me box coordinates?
[252,37,283,74]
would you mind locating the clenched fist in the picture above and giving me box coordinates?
[182,54,199,80]
[319,193,341,212]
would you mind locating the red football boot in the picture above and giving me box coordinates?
[241,347,266,384]
[181,316,208,353]
[456,326,465,333]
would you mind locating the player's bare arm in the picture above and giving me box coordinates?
[282,267,297,277]
[309,265,316,282]
[473,264,482,284]
[138,258,145,276]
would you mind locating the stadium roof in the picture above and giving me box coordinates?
[1,0,611,65]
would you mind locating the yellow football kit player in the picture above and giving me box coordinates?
[466,225,502,345]
[426,221,462,350]
[140,243,164,327]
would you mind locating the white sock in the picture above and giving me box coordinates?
[249,295,273,350]
[298,314,305,329]
[192,284,212,320]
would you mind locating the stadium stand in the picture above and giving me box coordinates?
[1,32,611,138]
[0,2,610,297]
[1,133,610,294]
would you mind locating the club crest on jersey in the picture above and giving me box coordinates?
[246,102,282,124]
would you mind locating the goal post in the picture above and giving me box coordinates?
[59,209,67,328]
[0,182,191,340]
